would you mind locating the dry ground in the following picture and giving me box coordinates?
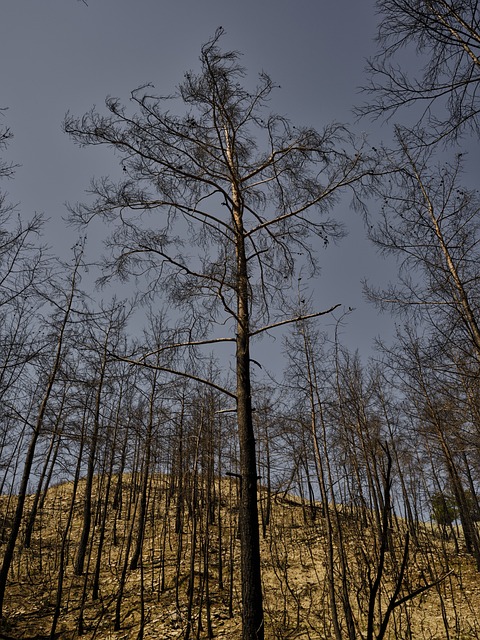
[1,477,480,639]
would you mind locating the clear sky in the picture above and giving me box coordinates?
[1,1,410,363]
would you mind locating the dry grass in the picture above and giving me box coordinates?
[1,476,480,639]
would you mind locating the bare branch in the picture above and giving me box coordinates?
[250,305,341,337]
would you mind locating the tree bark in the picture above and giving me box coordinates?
[232,174,264,640]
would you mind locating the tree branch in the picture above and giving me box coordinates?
[250,305,341,337]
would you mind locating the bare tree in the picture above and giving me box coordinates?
[65,29,375,639]
[366,129,480,361]
[0,117,47,313]
[359,0,480,143]
[381,323,480,568]
[0,249,83,617]
[364,128,480,566]
[73,301,128,575]
[0,114,49,379]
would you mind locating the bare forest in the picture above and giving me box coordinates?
[2,3,480,639]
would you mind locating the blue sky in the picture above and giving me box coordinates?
[2,1,406,364]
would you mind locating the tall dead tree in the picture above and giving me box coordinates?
[65,29,375,639]
[0,249,82,618]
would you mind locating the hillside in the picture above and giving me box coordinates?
[0,474,479,640]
